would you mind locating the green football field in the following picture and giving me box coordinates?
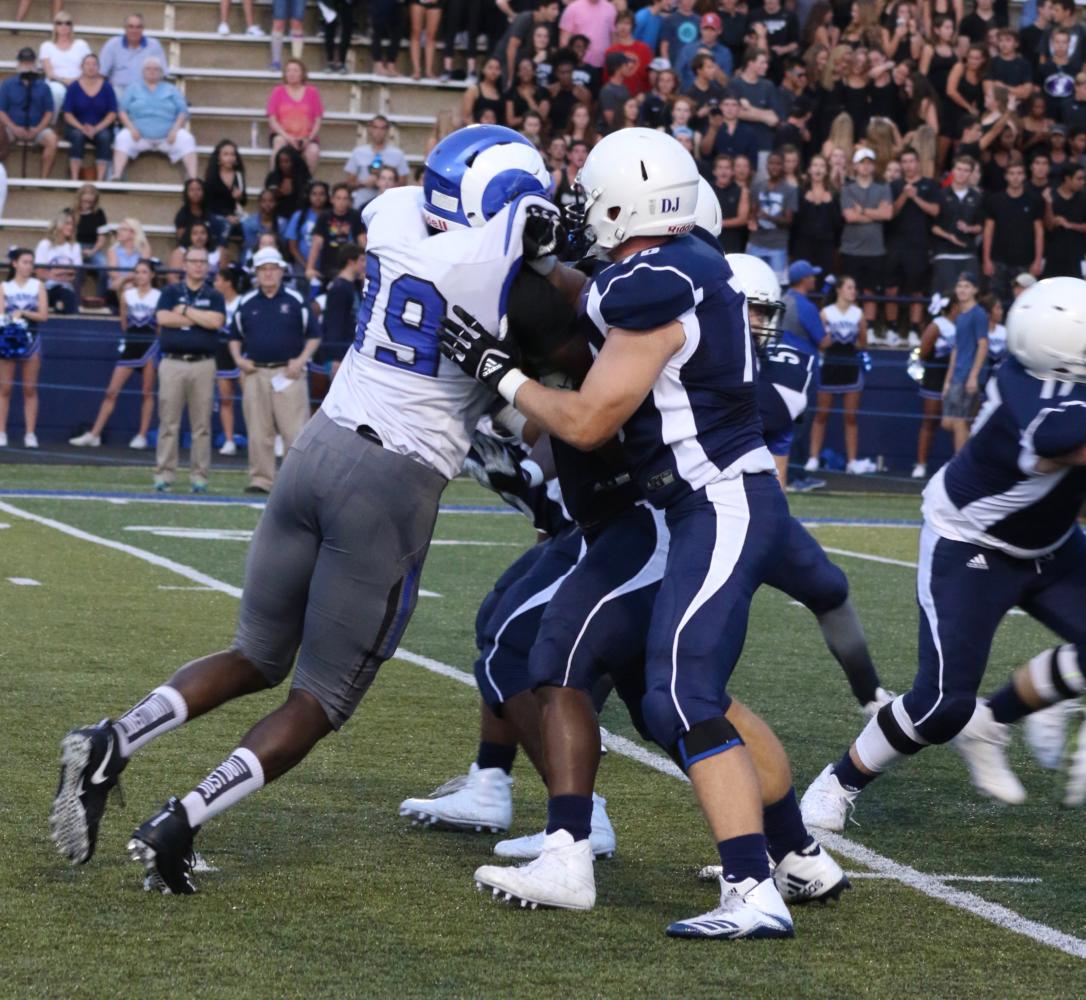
[1,464,1084,998]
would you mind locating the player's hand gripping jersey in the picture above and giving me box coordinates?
[584,234,774,507]
[322,186,554,479]
[923,357,1086,558]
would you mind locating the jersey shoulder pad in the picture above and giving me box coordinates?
[362,187,428,250]
[592,246,704,331]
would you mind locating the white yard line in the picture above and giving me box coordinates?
[2,496,1083,961]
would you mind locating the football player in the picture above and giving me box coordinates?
[443,129,848,938]
[48,125,562,894]
[801,277,1086,829]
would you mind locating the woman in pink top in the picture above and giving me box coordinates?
[266,58,323,174]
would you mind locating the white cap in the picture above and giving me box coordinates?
[253,246,286,269]
[852,147,876,164]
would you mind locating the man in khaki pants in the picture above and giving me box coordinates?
[154,248,227,493]
[230,246,321,494]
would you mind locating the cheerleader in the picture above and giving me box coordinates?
[211,263,249,456]
[0,248,48,448]
[911,291,955,479]
[70,258,161,449]
[806,274,872,475]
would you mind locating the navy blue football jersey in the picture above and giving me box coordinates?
[585,234,774,507]
[757,343,815,433]
[552,436,643,529]
[924,357,1086,557]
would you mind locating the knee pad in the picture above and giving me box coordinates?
[912,694,977,745]
[671,715,744,772]
[1028,644,1085,703]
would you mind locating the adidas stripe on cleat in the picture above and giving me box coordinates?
[773,841,851,905]
[666,877,794,940]
[49,719,127,865]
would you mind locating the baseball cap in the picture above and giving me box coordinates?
[701,12,722,30]
[1013,273,1038,290]
[852,147,876,163]
[957,270,979,287]
[253,247,287,269]
[605,51,634,75]
[788,260,822,283]
[649,57,671,72]
[16,47,36,63]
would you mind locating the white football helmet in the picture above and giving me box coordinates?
[576,128,700,254]
[694,177,723,237]
[726,253,785,346]
[1006,276,1086,383]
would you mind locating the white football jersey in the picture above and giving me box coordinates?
[322,185,549,479]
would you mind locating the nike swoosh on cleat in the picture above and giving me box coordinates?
[88,733,114,785]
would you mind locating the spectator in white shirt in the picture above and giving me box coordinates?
[39,11,90,118]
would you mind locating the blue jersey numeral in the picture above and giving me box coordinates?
[354,254,447,378]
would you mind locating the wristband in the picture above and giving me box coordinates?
[494,403,528,439]
[496,368,529,405]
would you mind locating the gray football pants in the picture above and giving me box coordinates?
[234,410,447,728]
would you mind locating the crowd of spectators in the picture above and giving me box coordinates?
[3,0,1086,472]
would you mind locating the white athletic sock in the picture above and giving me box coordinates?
[271,31,284,63]
[114,685,189,758]
[854,697,925,772]
[290,33,304,59]
[180,747,265,828]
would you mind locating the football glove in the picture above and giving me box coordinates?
[439,305,529,403]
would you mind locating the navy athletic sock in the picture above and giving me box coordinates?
[763,788,815,864]
[475,741,517,774]
[987,685,1032,725]
[833,750,878,793]
[717,832,771,884]
[545,794,592,842]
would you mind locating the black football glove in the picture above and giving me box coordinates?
[522,203,565,261]
[439,304,525,397]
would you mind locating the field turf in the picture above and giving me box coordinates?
[1,464,1084,998]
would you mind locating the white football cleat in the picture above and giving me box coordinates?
[860,686,895,719]
[494,792,616,860]
[666,876,794,939]
[398,762,512,832]
[69,431,101,447]
[774,841,850,904]
[1024,698,1078,770]
[952,703,1026,805]
[475,829,595,911]
[1063,708,1086,808]
[800,764,860,833]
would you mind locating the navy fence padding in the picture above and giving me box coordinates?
[4,318,957,473]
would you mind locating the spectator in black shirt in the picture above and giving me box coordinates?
[547,51,592,133]
[305,182,365,288]
[1028,150,1053,200]
[700,92,759,162]
[684,53,727,127]
[710,154,750,254]
[886,148,940,340]
[1042,0,1086,65]
[959,0,998,44]
[1036,26,1083,120]
[750,0,799,84]
[985,29,1033,103]
[774,95,814,155]
[931,155,985,294]
[791,152,841,276]
[1044,161,1086,276]
[204,139,247,225]
[1061,71,1086,129]
[321,243,362,376]
[983,156,1045,304]
[718,0,750,69]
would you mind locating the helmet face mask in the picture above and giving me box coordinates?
[726,253,785,350]
[1006,277,1086,384]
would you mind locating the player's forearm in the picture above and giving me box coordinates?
[511,379,618,452]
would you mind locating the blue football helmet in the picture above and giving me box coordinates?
[422,125,551,232]
[0,316,33,359]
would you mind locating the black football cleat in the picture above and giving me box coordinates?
[50,719,127,865]
[127,797,199,895]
